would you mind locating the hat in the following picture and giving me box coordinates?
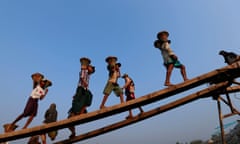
[105,56,118,63]
[122,73,128,78]
[80,57,91,65]
[157,31,169,39]
[31,72,44,82]
[42,79,52,87]
[116,63,121,67]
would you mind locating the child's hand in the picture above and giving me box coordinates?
[171,55,178,60]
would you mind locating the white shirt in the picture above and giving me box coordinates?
[160,42,175,64]
[31,85,46,99]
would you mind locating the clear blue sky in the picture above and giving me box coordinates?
[1,0,240,143]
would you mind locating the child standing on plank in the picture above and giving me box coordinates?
[100,56,124,109]
[41,103,58,144]
[8,79,52,130]
[68,57,95,139]
[122,73,144,119]
[154,31,188,86]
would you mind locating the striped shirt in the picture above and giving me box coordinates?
[78,69,90,88]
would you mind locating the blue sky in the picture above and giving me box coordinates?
[1,0,240,143]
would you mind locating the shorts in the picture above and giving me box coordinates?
[23,97,39,117]
[103,81,123,96]
[125,90,135,101]
[164,58,183,68]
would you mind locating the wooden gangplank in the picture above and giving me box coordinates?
[1,62,240,142]
[55,82,234,144]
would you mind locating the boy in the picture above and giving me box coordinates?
[68,57,95,138]
[122,74,144,119]
[154,31,188,86]
[8,79,52,130]
[100,56,124,109]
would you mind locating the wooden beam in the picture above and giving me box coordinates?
[225,85,240,93]
[54,82,230,144]
[0,63,240,142]
[223,112,240,119]
[217,97,226,144]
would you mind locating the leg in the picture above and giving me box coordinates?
[126,109,133,119]
[165,64,174,86]
[119,94,124,103]
[180,65,188,81]
[101,82,112,109]
[41,134,47,144]
[68,126,76,138]
[100,95,108,109]
[11,114,24,126]
[68,113,76,138]
[23,115,35,129]
[100,94,109,109]
[138,107,144,113]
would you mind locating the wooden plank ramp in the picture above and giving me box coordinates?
[0,62,240,143]
[54,82,233,144]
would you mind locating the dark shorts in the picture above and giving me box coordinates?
[23,97,39,117]
[69,86,93,115]
[125,90,135,101]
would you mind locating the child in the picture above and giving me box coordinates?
[8,79,52,130]
[122,74,144,119]
[68,57,95,138]
[100,56,124,109]
[154,31,188,86]
[41,103,58,144]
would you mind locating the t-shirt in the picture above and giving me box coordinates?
[160,42,175,64]
[31,85,46,99]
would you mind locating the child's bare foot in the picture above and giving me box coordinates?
[138,112,144,117]
[126,115,133,119]
[4,123,18,132]
[100,105,106,109]
[69,133,76,139]
[184,78,189,81]
[164,82,174,86]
